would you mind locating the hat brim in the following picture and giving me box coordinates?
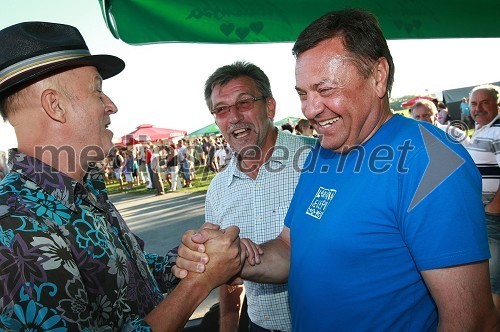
[0,54,125,96]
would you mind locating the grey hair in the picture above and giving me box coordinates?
[204,61,273,111]
[470,84,500,104]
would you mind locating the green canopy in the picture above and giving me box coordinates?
[188,123,221,136]
[99,0,500,45]
[274,117,301,127]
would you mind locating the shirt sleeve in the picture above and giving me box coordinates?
[205,183,226,229]
[144,247,180,295]
[398,145,490,271]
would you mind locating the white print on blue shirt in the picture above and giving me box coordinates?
[306,186,337,220]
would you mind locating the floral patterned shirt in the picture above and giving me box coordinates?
[0,150,178,331]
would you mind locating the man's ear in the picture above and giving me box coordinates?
[267,97,277,119]
[374,57,389,99]
[40,89,66,123]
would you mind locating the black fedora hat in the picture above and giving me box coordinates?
[0,21,125,96]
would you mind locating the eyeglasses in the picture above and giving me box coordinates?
[211,96,267,118]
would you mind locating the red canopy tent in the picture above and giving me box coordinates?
[400,96,436,108]
[121,124,187,145]
[112,136,127,149]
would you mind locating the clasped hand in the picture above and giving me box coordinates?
[173,223,263,285]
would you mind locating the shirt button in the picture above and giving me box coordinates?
[264,315,270,320]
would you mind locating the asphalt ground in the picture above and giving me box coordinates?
[109,190,218,320]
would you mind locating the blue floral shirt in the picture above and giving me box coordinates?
[0,150,178,331]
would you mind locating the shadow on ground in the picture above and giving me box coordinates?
[110,191,206,253]
[110,191,218,322]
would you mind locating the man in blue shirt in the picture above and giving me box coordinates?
[461,96,473,128]
[175,9,499,330]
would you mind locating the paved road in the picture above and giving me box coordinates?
[110,190,218,320]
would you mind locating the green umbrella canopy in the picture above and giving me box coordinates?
[274,117,301,127]
[187,118,301,136]
[99,0,500,45]
[188,122,221,137]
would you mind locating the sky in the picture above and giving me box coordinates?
[1,0,500,154]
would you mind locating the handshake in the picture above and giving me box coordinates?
[173,223,264,289]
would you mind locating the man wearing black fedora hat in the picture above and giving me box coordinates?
[0,21,244,331]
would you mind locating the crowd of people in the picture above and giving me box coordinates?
[0,8,499,332]
[102,137,225,194]
[101,118,317,195]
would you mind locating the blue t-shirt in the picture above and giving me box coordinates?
[460,101,471,115]
[285,114,489,331]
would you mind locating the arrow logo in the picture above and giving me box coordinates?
[408,125,465,212]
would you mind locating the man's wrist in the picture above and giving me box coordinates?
[181,273,213,299]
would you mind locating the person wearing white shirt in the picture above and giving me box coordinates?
[203,61,316,332]
[465,84,500,312]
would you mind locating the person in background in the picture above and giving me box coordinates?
[437,101,450,124]
[195,138,206,166]
[280,123,294,133]
[123,149,134,191]
[294,118,315,137]
[460,96,473,129]
[103,155,114,185]
[0,153,7,179]
[175,9,499,330]
[145,144,155,189]
[165,144,180,191]
[205,138,218,173]
[410,98,470,146]
[150,145,165,196]
[465,84,500,312]
[214,143,228,171]
[431,97,439,110]
[202,137,210,166]
[187,142,197,183]
[177,139,192,187]
[133,145,144,185]
[132,151,139,186]
[0,21,244,331]
[112,148,125,191]
[202,61,316,332]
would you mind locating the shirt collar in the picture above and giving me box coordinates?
[7,149,105,211]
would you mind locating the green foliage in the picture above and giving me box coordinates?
[390,95,416,112]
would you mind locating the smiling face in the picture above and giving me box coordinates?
[211,76,276,155]
[294,37,391,152]
[470,88,499,126]
[63,66,118,162]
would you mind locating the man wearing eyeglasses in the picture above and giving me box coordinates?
[175,9,499,330]
[202,61,316,332]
